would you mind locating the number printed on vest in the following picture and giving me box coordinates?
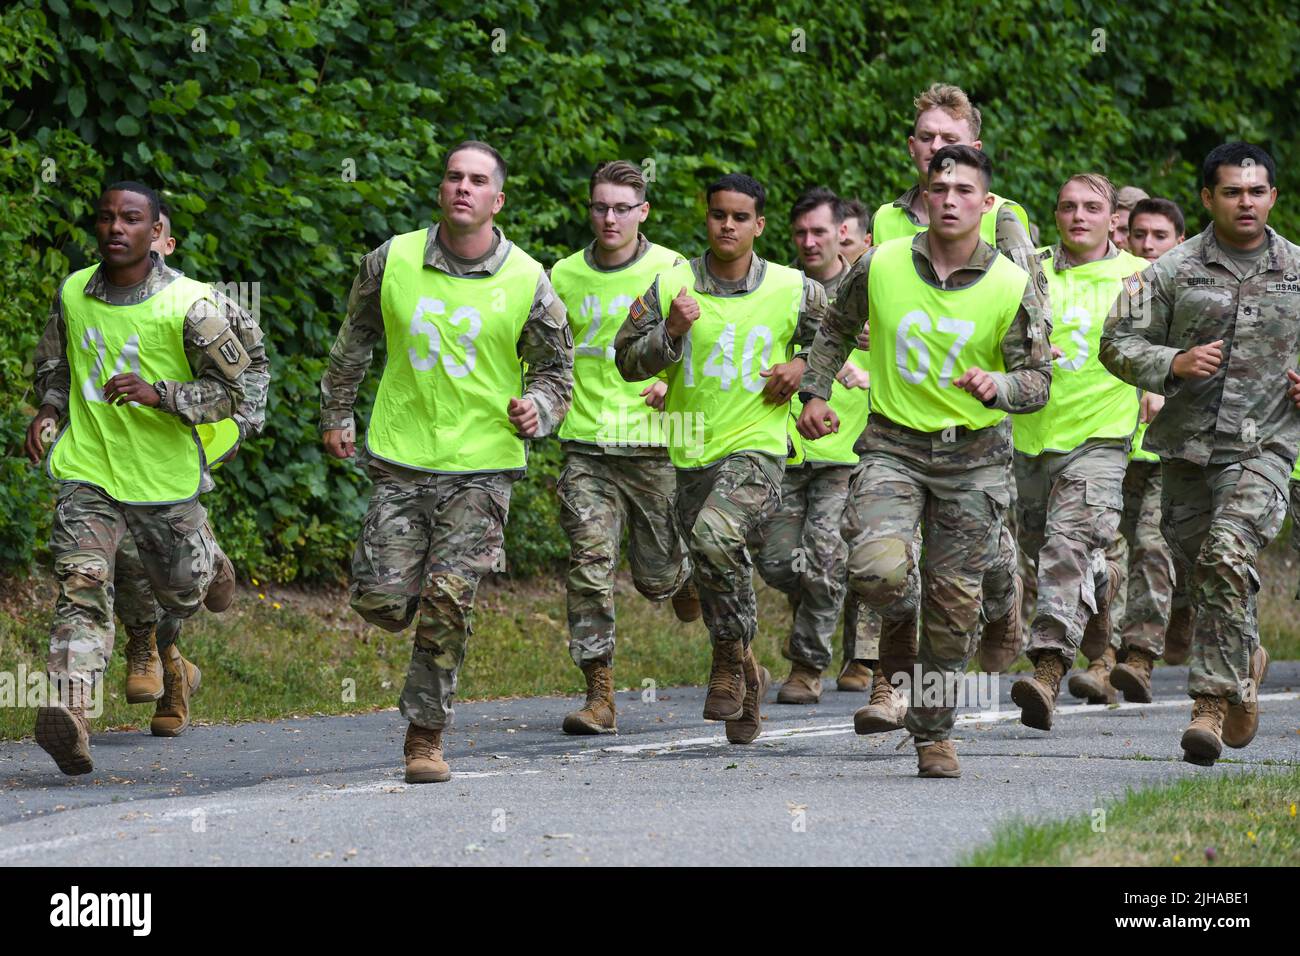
[894,310,975,387]
[683,323,774,392]
[407,297,483,377]
[574,294,633,360]
[79,327,141,403]
[1055,304,1090,372]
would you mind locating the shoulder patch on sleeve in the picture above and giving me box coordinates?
[1124,273,1143,298]
[628,295,649,324]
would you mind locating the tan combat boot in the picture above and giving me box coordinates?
[978,575,1023,673]
[671,580,702,623]
[726,646,770,744]
[777,661,823,705]
[836,660,873,692]
[703,639,746,721]
[854,670,908,734]
[1011,654,1067,731]
[1067,645,1117,704]
[915,739,960,778]
[1223,645,1269,749]
[1080,563,1121,661]
[124,631,164,703]
[204,547,236,613]
[562,660,617,735]
[1110,647,1156,704]
[1162,605,1192,665]
[1181,695,1228,766]
[404,723,451,783]
[35,678,94,776]
[151,644,202,737]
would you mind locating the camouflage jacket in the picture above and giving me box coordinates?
[611,250,828,382]
[800,230,1052,414]
[320,223,574,480]
[1100,224,1300,487]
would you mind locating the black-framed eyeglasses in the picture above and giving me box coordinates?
[588,202,645,218]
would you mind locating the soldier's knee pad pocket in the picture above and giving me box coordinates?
[350,588,417,631]
[163,507,213,589]
[54,551,110,589]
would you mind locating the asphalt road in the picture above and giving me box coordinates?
[2,663,1297,866]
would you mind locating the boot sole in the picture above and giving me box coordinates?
[561,715,617,735]
[1066,674,1106,701]
[1223,647,1269,749]
[1011,679,1054,731]
[35,707,93,776]
[1181,727,1222,766]
[917,764,961,779]
[151,665,201,738]
[776,689,821,705]
[1108,665,1153,704]
[125,684,164,704]
[835,680,870,692]
[726,667,770,745]
[405,768,452,783]
[853,708,905,735]
[703,702,744,721]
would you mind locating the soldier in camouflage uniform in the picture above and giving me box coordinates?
[800,147,1051,777]
[549,161,694,736]
[748,186,875,703]
[839,197,871,265]
[614,173,827,745]
[112,200,263,720]
[1101,142,1300,766]
[1107,197,1189,703]
[992,175,1147,729]
[320,142,573,783]
[25,182,258,775]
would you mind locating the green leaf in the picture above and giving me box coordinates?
[67,87,87,118]
[108,0,132,14]
[299,225,320,243]
[137,141,153,163]
[115,115,140,136]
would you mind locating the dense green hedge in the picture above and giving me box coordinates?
[3,0,1299,581]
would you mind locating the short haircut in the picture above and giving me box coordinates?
[789,185,843,224]
[1129,197,1186,237]
[1115,185,1149,210]
[100,180,160,221]
[590,160,647,201]
[707,172,765,215]
[914,82,982,140]
[928,144,992,190]
[446,140,507,188]
[1202,142,1276,190]
[158,198,173,224]
[840,198,869,237]
[1060,173,1118,213]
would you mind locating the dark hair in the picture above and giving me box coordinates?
[447,140,507,187]
[927,144,992,190]
[158,198,173,224]
[100,180,160,221]
[1202,142,1275,190]
[1128,197,1185,237]
[789,185,843,224]
[707,173,765,215]
[840,198,869,236]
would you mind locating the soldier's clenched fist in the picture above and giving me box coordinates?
[666,286,700,338]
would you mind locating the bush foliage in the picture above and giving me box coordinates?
[3,0,1299,580]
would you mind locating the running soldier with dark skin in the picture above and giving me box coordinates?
[1101,142,1300,766]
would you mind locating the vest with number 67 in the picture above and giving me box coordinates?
[866,236,1029,433]
[1013,248,1146,456]
[48,265,211,504]
[551,242,681,448]
[369,228,542,473]
[657,260,802,468]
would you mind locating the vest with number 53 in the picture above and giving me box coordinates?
[656,260,802,469]
[48,265,212,504]
[369,228,542,473]
[866,236,1029,433]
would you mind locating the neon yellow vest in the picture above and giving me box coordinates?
[789,348,871,465]
[1013,249,1146,456]
[197,419,241,468]
[552,242,680,448]
[368,228,541,473]
[1130,421,1159,463]
[658,261,802,468]
[866,237,1028,432]
[48,266,209,504]
[871,193,1030,247]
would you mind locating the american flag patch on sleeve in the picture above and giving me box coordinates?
[628,295,649,323]
[1123,273,1143,298]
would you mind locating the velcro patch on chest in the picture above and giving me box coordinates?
[1266,281,1300,293]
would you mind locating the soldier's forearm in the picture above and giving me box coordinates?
[160,376,244,425]
[988,366,1051,414]
[615,321,679,381]
[1099,336,1180,395]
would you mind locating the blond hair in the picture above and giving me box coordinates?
[913,83,982,140]
[1060,173,1118,213]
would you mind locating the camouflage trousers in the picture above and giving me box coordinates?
[47,482,217,686]
[1161,457,1287,702]
[115,527,219,650]
[349,468,513,730]
[557,448,690,667]
[1015,440,1127,665]
[844,419,1011,741]
[1290,479,1300,600]
[1108,460,1176,656]
[749,462,854,671]
[674,452,784,648]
